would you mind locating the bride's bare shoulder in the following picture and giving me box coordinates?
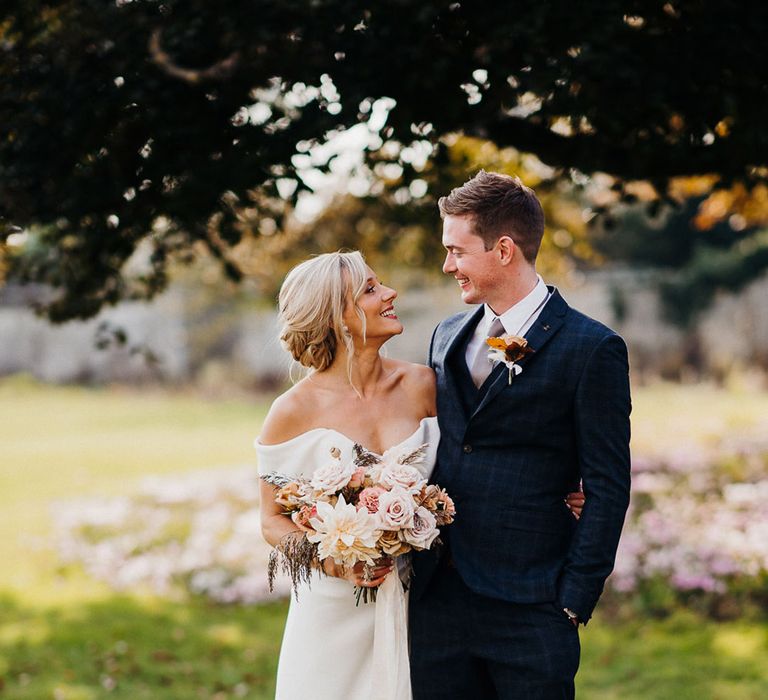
[259,379,320,445]
[387,360,436,416]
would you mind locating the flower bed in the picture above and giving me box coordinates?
[52,434,768,612]
[52,466,290,603]
[608,433,768,614]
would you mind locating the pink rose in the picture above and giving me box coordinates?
[310,457,354,496]
[348,467,366,490]
[379,463,423,493]
[291,504,317,532]
[403,506,439,550]
[376,487,415,529]
[357,486,385,514]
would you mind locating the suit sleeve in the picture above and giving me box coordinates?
[558,333,631,623]
[426,323,440,369]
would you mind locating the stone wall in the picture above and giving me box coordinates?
[1,271,767,385]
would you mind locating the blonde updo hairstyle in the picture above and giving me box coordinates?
[278,251,369,381]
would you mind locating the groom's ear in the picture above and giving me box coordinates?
[496,235,516,266]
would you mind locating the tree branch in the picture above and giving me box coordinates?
[148,28,240,84]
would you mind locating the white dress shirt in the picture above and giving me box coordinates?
[464,276,551,381]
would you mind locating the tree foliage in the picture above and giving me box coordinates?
[1,0,766,320]
[590,196,768,326]
[237,135,596,298]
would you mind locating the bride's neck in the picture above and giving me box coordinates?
[322,342,386,397]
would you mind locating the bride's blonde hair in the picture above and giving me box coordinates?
[278,251,369,378]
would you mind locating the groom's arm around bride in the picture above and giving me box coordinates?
[409,171,631,700]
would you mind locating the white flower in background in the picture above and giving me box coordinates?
[307,494,380,567]
[50,465,290,604]
[48,422,768,608]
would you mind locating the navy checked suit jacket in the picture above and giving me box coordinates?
[411,288,631,623]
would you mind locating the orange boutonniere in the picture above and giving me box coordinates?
[486,335,534,384]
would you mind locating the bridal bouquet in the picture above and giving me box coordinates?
[262,443,455,603]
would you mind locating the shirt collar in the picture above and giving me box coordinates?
[483,276,548,336]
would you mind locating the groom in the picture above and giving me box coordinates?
[409,171,631,699]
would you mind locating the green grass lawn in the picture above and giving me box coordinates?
[1,375,767,699]
[0,593,286,700]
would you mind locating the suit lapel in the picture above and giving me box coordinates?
[444,305,484,364]
[471,288,569,419]
[439,305,484,420]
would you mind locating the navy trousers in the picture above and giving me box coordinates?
[410,560,580,700]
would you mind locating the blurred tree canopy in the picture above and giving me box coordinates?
[238,136,594,297]
[1,0,766,321]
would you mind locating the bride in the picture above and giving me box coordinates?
[257,251,437,700]
[257,251,583,700]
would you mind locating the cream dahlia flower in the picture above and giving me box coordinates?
[307,494,381,567]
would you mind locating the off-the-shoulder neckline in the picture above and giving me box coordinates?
[255,415,438,457]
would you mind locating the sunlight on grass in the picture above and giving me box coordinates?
[2,376,768,699]
[0,591,286,699]
[48,684,98,700]
[0,619,50,645]
[630,382,768,454]
[712,627,768,660]
[206,623,247,647]
[632,384,768,454]
[0,376,269,505]
[0,377,269,594]
[579,611,768,699]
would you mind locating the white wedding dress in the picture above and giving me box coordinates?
[255,416,440,700]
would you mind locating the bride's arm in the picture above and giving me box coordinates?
[258,395,392,586]
[258,395,318,549]
[258,392,315,549]
[259,481,303,547]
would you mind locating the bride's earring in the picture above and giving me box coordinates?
[342,324,350,336]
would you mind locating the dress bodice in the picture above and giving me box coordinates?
[255,416,440,481]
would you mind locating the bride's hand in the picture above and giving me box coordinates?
[565,491,585,520]
[322,557,394,587]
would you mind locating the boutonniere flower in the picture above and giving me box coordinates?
[486,335,534,384]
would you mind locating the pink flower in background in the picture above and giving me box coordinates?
[671,573,724,593]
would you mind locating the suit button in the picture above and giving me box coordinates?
[463,444,473,454]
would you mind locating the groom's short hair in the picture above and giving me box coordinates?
[438,170,545,263]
